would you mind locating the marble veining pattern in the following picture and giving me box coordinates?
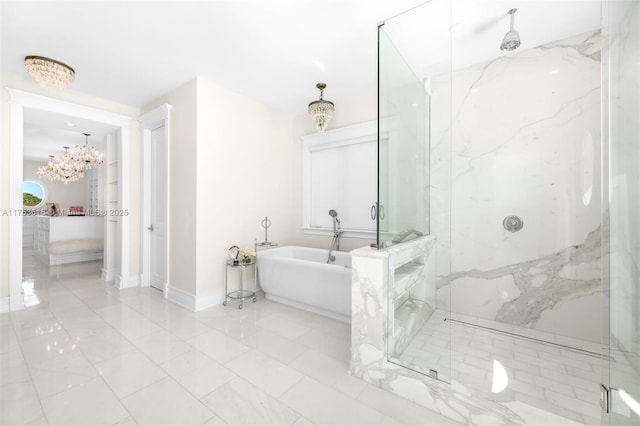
[438,226,601,342]
[429,30,603,343]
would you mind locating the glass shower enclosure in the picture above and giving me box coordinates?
[377,0,639,424]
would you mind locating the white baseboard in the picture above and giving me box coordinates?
[195,290,225,311]
[114,274,141,289]
[165,286,224,312]
[0,297,10,313]
[101,268,115,281]
[166,285,196,311]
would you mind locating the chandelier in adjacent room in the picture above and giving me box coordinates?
[70,133,104,170]
[36,156,58,181]
[24,55,75,89]
[36,133,104,184]
[308,82,334,132]
[37,147,85,184]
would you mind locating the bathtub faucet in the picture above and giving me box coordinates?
[327,210,343,263]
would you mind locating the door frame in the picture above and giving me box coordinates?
[6,88,133,311]
[139,104,171,292]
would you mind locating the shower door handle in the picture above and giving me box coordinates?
[371,203,385,220]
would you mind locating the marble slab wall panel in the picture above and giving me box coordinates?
[430,31,603,341]
[388,236,437,356]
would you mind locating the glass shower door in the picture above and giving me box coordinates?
[603,0,640,424]
[378,1,451,383]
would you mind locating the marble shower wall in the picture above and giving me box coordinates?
[431,31,603,343]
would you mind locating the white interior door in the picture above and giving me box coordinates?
[149,126,167,290]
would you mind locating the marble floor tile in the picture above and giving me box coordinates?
[257,313,311,340]
[29,349,99,398]
[162,315,213,340]
[122,376,214,425]
[12,317,64,342]
[40,377,130,425]
[239,328,308,364]
[200,377,300,426]
[74,328,137,364]
[172,358,236,398]
[225,349,304,398]
[159,347,217,377]
[0,381,45,425]
[0,349,31,386]
[288,349,366,398]
[132,329,192,364]
[95,351,167,398]
[294,328,350,363]
[357,384,463,425]
[0,324,21,354]
[187,329,250,364]
[20,329,80,364]
[280,377,384,426]
[205,314,261,340]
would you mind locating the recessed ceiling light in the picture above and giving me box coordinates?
[64,122,76,127]
[549,69,560,75]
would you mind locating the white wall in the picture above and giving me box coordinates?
[23,160,87,211]
[195,77,298,304]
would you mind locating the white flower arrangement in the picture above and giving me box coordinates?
[239,247,255,264]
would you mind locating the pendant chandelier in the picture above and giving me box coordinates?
[36,149,85,184]
[36,133,103,184]
[24,55,75,89]
[308,82,334,132]
[71,133,104,170]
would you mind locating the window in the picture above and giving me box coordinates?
[23,180,47,209]
[302,121,377,238]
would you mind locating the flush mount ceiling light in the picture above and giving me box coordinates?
[308,82,335,132]
[71,133,104,170]
[24,55,75,89]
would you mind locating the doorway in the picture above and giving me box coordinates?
[140,105,170,292]
[6,88,133,312]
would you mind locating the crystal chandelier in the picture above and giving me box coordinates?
[36,148,85,184]
[36,156,57,181]
[36,133,104,184]
[24,55,75,89]
[71,133,104,170]
[308,83,335,132]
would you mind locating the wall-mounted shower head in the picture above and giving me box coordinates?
[500,8,521,52]
[329,209,340,233]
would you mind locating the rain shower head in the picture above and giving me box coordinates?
[500,8,521,51]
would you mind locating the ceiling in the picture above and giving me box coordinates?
[22,109,112,161]
[1,0,622,160]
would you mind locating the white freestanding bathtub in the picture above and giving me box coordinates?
[257,246,352,323]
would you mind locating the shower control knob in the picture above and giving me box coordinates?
[503,215,523,233]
